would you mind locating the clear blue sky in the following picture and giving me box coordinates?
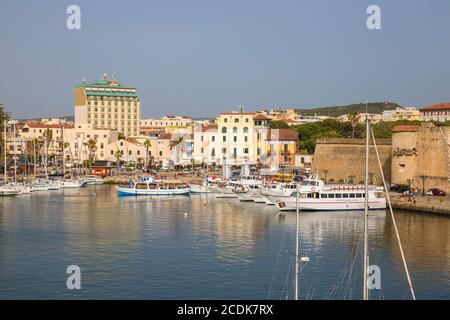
[1,0,450,119]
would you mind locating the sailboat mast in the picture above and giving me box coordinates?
[33,138,36,179]
[13,122,16,183]
[363,105,370,300]
[3,121,6,182]
[61,125,65,178]
[294,184,300,300]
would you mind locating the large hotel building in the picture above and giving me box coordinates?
[74,77,141,136]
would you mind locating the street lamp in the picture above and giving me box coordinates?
[323,169,329,184]
[420,175,426,196]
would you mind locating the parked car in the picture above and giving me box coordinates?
[390,184,409,193]
[426,188,447,196]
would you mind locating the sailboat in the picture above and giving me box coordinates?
[362,106,416,300]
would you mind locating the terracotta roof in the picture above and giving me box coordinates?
[391,125,420,132]
[158,132,172,140]
[253,114,271,120]
[267,129,299,141]
[24,122,74,129]
[125,138,139,145]
[219,112,256,116]
[420,103,450,112]
[201,124,218,132]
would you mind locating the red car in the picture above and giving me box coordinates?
[426,188,447,196]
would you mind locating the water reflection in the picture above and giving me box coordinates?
[0,186,448,299]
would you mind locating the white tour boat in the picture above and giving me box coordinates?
[271,184,386,211]
[116,176,190,196]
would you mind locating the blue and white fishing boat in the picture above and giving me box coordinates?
[116,176,191,196]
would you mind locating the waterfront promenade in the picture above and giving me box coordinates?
[390,193,450,216]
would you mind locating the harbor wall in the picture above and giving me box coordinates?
[312,138,392,185]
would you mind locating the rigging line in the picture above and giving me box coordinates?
[370,127,417,300]
[344,233,362,300]
[267,222,288,299]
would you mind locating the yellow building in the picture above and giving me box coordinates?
[383,107,420,121]
[74,76,141,137]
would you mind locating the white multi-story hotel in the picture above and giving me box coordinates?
[74,76,141,137]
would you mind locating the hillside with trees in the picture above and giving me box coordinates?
[295,102,401,117]
[291,118,421,154]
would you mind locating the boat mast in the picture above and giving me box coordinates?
[33,138,36,179]
[61,125,65,178]
[3,121,6,183]
[363,103,369,300]
[294,184,300,300]
[13,122,16,183]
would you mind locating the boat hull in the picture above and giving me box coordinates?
[117,186,191,196]
[190,184,212,193]
[274,198,387,212]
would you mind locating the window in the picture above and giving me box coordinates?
[234,136,237,142]
[212,136,215,142]
[343,194,349,198]
[137,150,140,155]
[234,118,239,123]
[222,148,226,154]
[222,127,227,133]
[224,118,228,123]
[243,127,248,133]
[223,136,226,142]
[356,193,363,198]
[245,118,249,123]
[211,148,215,157]
[321,194,328,198]
[244,136,248,142]
[350,194,356,198]
[244,148,249,154]
[233,127,238,133]
[336,193,342,198]
[201,147,204,154]
[128,150,132,155]
[159,151,162,156]
[201,136,203,141]
[328,194,335,198]
[257,148,261,156]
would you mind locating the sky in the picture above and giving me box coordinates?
[1,0,450,119]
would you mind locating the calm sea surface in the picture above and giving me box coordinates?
[0,185,449,299]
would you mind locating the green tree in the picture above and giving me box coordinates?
[84,139,97,168]
[348,112,360,139]
[269,120,290,129]
[114,150,121,172]
[143,140,152,171]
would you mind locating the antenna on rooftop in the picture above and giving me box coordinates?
[239,104,244,113]
[103,72,108,80]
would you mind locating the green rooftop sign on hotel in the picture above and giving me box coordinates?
[75,78,138,97]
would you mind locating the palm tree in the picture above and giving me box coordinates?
[348,112,360,139]
[169,136,184,171]
[84,139,97,168]
[114,150,121,173]
[143,140,151,172]
[169,136,184,150]
[43,128,52,166]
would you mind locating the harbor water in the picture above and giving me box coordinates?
[0,185,449,299]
